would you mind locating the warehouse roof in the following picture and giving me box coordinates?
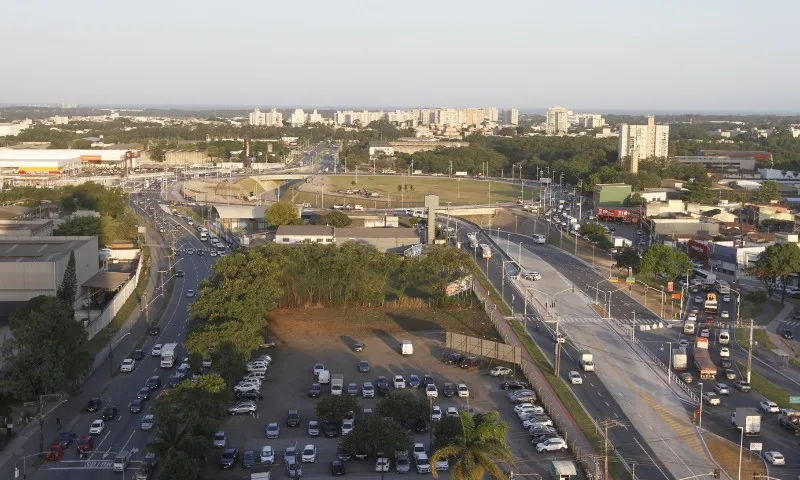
[83,271,131,290]
[0,236,96,262]
[212,205,267,220]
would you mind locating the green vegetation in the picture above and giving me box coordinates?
[756,180,782,202]
[375,391,430,426]
[735,361,791,409]
[747,243,800,302]
[638,244,693,280]
[264,200,301,227]
[429,410,513,480]
[735,328,776,352]
[315,396,361,424]
[311,210,352,227]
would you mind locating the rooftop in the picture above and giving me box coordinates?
[336,227,419,240]
[0,236,96,262]
[276,225,334,236]
[83,271,131,290]
[369,141,392,148]
[212,205,267,220]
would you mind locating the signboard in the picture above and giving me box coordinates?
[609,277,619,283]
[789,396,800,404]
[667,281,674,293]
[446,275,473,296]
[749,443,762,452]
[626,277,636,284]
[671,293,682,300]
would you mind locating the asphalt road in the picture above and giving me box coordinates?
[32,188,216,479]
[449,218,671,480]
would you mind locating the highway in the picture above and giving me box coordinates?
[28,187,216,479]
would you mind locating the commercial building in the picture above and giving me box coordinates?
[650,218,719,240]
[210,205,268,235]
[389,138,469,155]
[674,155,756,172]
[618,116,669,173]
[546,106,569,135]
[274,225,420,253]
[0,120,32,137]
[700,150,773,163]
[0,156,82,177]
[0,219,55,237]
[0,149,142,172]
[0,236,99,303]
[368,141,395,157]
[593,183,632,208]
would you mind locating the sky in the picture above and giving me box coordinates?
[2,0,799,113]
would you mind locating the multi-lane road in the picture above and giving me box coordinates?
[11,188,217,480]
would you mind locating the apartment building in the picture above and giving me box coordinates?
[289,109,307,127]
[249,108,283,127]
[502,108,519,126]
[618,116,669,173]
[546,106,569,135]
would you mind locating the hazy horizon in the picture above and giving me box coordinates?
[2,0,798,112]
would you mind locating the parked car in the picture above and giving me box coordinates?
[308,420,320,437]
[260,445,275,464]
[219,448,238,469]
[442,382,456,397]
[490,366,513,377]
[734,380,752,392]
[287,409,301,427]
[213,431,226,448]
[536,437,568,453]
[227,401,257,415]
[308,383,321,398]
[266,423,280,439]
[358,361,370,373]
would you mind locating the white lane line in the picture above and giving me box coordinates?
[660,436,697,479]
[87,430,112,460]
[605,402,610,407]
[119,429,137,453]
[634,437,670,480]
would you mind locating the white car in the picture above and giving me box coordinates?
[151,344,162,356]
[425,384,438,398]
[720,347,730,358]
[522,417,553,429]
[415,453,431,474]
[260,446,274,464]
[247,363,268,373]
[301,444,317,463]
[413,443,426,461]
[431,405,442,421]
[393,375,406,389]
[457,384,469,398]
[678,338,689,349]
[536,437,567,453]
[89,419,105,435]
[490,366,513,377]
[568,371,582,385]
[720,310,729,319]
[210,251,217,257]
[722,295,731,303]
[702,392,720,406]
[446,406,459,418]
[523,271,542,281]
[764,451,785,466]
[313,363,325,377]
[341,418,354,435]
[513,403,539,413]
[186,290,195,298]
[233,383,260,393]
[362,382,375,398]
[375,457,391,472]
[760,400,780,413]
[120,359,135,372]
[687,313,697,322]
[695,296,703,304]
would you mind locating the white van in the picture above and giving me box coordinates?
[401,340,413,355]
[113,451,130,472]
[532,234,546,244]
[318,370,331,384]
[200,232,208,241]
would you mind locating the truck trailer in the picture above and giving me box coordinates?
[731,408,761,436]
[580,351,595,372]
[693,337,717,379]
[672,352,688,371]
[160,343,178,368]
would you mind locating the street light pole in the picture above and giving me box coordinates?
[698,382,704,430]
[737,425,744,480]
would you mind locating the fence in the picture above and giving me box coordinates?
[84,253,143,340]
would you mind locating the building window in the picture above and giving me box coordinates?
[282,238,290,243]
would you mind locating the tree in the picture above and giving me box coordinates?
[315,395,361,424]
[624,193,646,207]
[149,142,167,162]
[55,215,100,238]
[71,139,92,149]
[430,410,513,480]
[613,247,641,272]
[747,243,800,303]
[638,244,693,280]
[579,223,607,244]
[1,296,91,399]
[341,415,411,458]
[375,392,430,426]
[432,416,462,450]
[57,251,77,307]
[756,180,781,203]
[265,201,299,227]
[155,450,200,480]
[148,419,209,464]
[322,211,352,227]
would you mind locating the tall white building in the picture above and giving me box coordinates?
[249,108,266,126]
[618,116,670,173]
[289,109,306,127]
[486,107,499,123]
[307,109,323,124]
[576,114,604,129]
[502,109,519,126]
[546,106,569,135]
[52,115,69,125]
[435,108,464,126]
[265,108,283,126]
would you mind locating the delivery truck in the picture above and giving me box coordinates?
[331,374,344,396]
[731,408,761,436]
[672,352,688,371]
[580,351,595,372]
[467,233,478,249]
[401,340,413,355]
[611,236,632,248]
[693,337,717,379]
[160,343,178,368]
[779,409,800,436]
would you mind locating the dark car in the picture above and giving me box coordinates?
[414,418,428,433]
[377,383,391,396]
[308,383,321,398]
[719,358,732,368]
[330,460,346,475]
[57,431,76,448]
[219,448,239,469]
[408,375,421,388]
[86,397,101,412]
[501,380,529,390]
[129,399,143,413]
[444,353,463,365]
[102,406,118,421]
[324,421,339,438]
[782,329,794,339]
[241,450,255,469]
[358,361,370,373]
[459,357,480,369]
[137,387,151,401]
[236,390,264,401]
[422,374,434,387]
[679,372,694,384]
[175,270,185,277]
[146,376,162,390]
[131,349,145,361]
[376,376,389,389]
[169,374,182,388]
[352,343,365,352]
[148,326,160,336]
[287,409,301,427]
[442,382,456,397]
[337,445,352,461]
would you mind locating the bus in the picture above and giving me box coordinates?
[693,268,717,285]
[704,293,718,313]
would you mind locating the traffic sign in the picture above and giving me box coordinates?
[790,396,800,404]
[671,293,681,300]
[609,277,619,283]
[749,442,762,452]
[626,276,636,284]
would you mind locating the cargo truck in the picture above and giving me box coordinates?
[731,408,761,436]
[331,374,344,396]
[703,293,718,313]
[580,351,595,372]
[693,337,717,379]
[160,343,178,368]
[672,352,688,371]
[779,409,800,436]
[611,237,632,248]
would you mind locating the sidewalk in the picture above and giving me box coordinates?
[0,219,167,475]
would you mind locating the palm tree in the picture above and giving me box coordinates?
[430,410,514,480]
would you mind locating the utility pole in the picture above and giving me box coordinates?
[747,319,754,383]
[599,418,629,480]
[554,315,562,377]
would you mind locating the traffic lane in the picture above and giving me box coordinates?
[462,226,668,479]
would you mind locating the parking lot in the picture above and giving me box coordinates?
[209,308,552,478]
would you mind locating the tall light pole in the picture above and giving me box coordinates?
[698,382,704,430]
[737,425,744,480]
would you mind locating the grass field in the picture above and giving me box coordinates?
[284,175,526,208]
[702,431,766,479]
[736,360,791,408]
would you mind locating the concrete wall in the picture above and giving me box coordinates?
[82,253,142,340]
[140,150,210,166]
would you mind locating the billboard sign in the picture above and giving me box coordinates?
[446,275,473,296]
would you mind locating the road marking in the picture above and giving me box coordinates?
[634,437,670,480]
[119,429,137,454]
[605,402,610,407]
[88,430,112,460]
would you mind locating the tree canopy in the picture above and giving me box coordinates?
[638,244,693,280]
[756,180,781,203]
[375,392,430,427]
[313,210,352,227]
[430,410,513,480]
[316,395,361,424]
[57,251,77,307]
[342,415,411,458]
[264,201,300,227]
[747,243,800,302]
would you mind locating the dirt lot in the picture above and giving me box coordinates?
[211,307,549,479]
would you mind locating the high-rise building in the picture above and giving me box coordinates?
[249,108,266,126]
[265,108,283,126]
[618,116,670,173]
[486,107,499,123]
[546,106,569,135]
[502,109,519,126]
[435,108,463,126]
[576,114,604,129]
[307,109,323,124]
[289,109,306,127]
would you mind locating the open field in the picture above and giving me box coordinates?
[702,431,766,479]
[284,175,525,208]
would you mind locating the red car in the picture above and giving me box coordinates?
[44,442,64,461]
[76,435,94,457]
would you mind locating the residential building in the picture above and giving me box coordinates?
[502,108,519,126]
[52,115,69,125]
[618,116,669,173]
[289,109,307,127]
[435,108,463,126]
[486,107,499,123]
[576,114,603,129]
[249,108,266,126]
[546,106,569,135]
[307,109,323,124]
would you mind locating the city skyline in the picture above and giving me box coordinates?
[2,0,799,112]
